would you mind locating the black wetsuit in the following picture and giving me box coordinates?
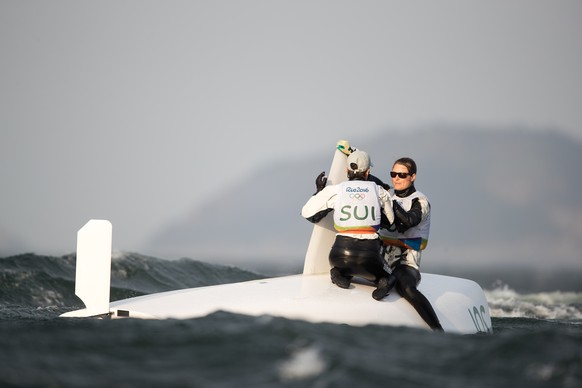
[391,263,442,331]
[302,175,393,294]
[328,235,388,283]
[376,177,443,331]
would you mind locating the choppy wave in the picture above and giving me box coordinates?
[486,285,582,321]
[1,253,582,323]
[0,252,263,311]
[1,253,581,387]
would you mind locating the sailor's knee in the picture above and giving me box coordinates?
[401,285,418,300]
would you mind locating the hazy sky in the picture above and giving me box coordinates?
[1,1,581,256]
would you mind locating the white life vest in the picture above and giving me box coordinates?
[333,181,381,235]
[379,190,430,251]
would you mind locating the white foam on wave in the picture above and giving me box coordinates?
[111,250,127,260]
[278,346,327,381]
[485,285,582,320]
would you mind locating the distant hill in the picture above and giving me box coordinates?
[147,126,582,272]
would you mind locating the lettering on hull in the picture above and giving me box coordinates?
[468,305,492,333]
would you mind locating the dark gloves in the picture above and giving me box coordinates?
[306,208,333,224]
[315,171,327,194]
[393,198,422,233]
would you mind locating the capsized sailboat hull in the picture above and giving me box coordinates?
[60,140,493,334]
[98,272,489,333]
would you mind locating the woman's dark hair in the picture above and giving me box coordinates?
[393,157,417,174]
[347,170,368,180]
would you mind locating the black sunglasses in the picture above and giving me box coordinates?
[390,171,413,178]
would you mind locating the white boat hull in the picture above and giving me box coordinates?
[63,272,491,334]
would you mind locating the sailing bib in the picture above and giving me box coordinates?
[333,181,381,234]
[379,190,430,251]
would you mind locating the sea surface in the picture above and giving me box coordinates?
[1,253,581,388]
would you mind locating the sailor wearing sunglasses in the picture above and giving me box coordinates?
[376,157,443,331]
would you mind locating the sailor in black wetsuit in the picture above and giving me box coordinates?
[301,150,395,300]
[375,157,444,331]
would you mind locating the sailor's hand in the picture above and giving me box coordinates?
[315,171,327,193]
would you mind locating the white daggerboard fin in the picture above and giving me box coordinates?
[302,142,350,275]
[60,220,112,317]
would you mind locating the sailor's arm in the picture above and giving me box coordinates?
[301,186,337,224]
[393,197,426,232]
[369,174,390,190]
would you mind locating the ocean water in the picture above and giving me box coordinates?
[1,253,581,387]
